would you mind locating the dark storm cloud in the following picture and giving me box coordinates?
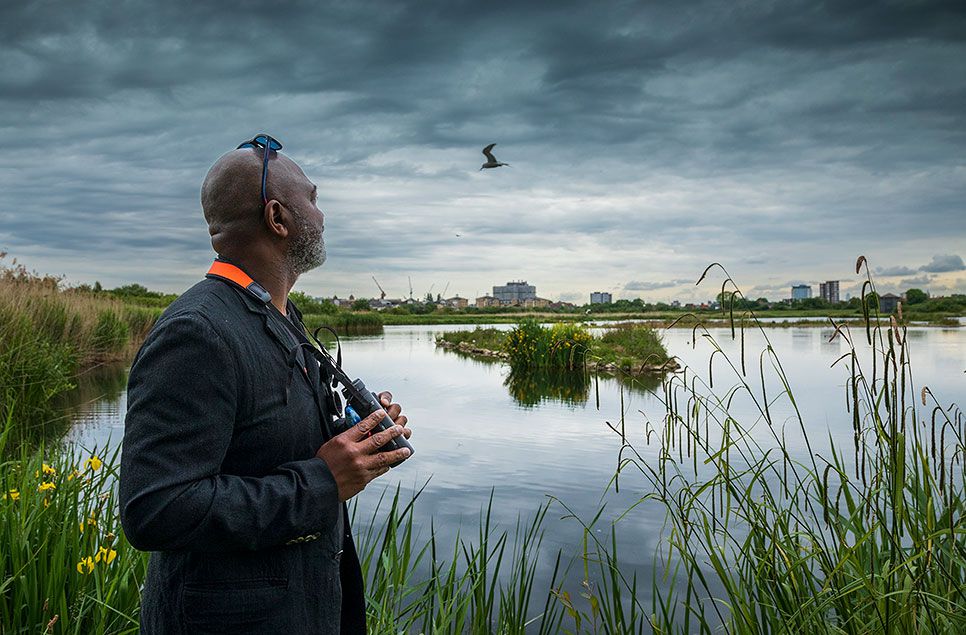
[1,0,964,296]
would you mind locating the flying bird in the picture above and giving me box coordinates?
[480,143,509,170]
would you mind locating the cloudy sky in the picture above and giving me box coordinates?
[2,0,964,303]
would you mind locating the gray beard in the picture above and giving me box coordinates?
[288,211,326,276]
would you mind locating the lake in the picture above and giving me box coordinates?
[64,323,966,618]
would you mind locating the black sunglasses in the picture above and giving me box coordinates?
[237,134,283,205]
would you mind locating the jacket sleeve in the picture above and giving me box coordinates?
[119,313,341,552]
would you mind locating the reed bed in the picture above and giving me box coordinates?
[0,261,158,450]
[303,311,384,335]
[564,259,965,633]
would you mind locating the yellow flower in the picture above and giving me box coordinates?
[43,463,56,476]
[3,489,19,501]
[76,556,95,574]
[43,497,50,508]
[95,546,117,565]
[79,521,85,533]
[67,469,81,481]
[85,456,103,472]
[38,482,56,492]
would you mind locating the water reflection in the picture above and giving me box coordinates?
[505,368,591,407]
[57,362,129,449]
[439,345,664,407]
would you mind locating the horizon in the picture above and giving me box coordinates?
[2,1,964,303]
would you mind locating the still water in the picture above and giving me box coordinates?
[65,324,965,613]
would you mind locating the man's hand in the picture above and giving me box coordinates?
[315,409,411,502]
[377,391,412,439]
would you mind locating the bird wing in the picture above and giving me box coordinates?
[482,143,497,162]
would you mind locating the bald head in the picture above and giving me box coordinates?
[201,148,311,237]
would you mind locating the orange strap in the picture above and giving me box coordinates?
[206,260,272,303]
[207,260,255,288]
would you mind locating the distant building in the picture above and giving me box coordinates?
[476,295,500,308]
[879,293,901,314]
[444,296,469,309]
[819,280,840,304]
[791,284,812,300]
[493,281,536,305]
[590,291,612,304]
[670,300,681,309]
[523,297,551,308]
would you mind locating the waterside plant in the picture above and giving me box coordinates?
[564,258,965,633]
[0,258,157,451]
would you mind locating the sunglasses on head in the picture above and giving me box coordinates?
[237,134,283,206]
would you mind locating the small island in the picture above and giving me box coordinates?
[435,320,678,375]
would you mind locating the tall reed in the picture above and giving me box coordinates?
[355,487,565,633]
[563,258,965,633]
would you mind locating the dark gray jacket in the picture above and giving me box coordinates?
[120,274,366,634]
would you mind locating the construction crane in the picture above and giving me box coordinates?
[371,275,386,300]
[441,281,450,298]
[408,276,414,301]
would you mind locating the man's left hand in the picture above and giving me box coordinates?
[378,391,411,439]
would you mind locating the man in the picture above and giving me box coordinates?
[120,134,411,634]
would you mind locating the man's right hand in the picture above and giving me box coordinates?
[315,410,411,502]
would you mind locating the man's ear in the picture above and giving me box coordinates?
[263,200,290,238]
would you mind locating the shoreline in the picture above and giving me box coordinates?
[378,313,962,328]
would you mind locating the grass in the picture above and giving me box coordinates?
[591,322,671,370]
[0,260,158,451]
[434,327,508,354]
[0,436,147,633]
[302,311,384,335]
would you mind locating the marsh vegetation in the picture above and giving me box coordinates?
[1,258,963,633]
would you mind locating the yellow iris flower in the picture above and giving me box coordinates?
[76,557,95,574]
[95,546,117,565]
[85,456,103,472]
[38,482,56,492]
